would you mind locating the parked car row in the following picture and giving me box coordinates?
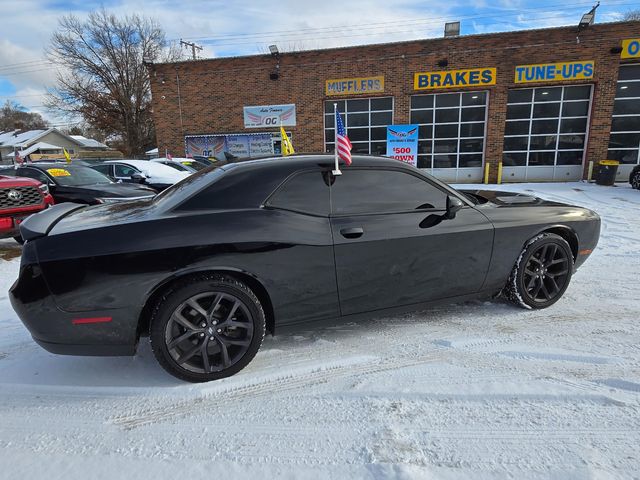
[0,158,208,242]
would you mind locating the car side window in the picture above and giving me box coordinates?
[92,164,112,176]
[114,164,138,177]
[331,169,447,215]
[17,168,50,184]
[268,171,331,216]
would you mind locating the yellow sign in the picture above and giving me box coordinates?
[413,68,496,90]
[621,39,640,59]
[326,76,384,96]
[47,168,71,177]
[515,61,594,83]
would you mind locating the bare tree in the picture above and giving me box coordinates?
[623,10,640,21]
[46,10,181,155]
[0,100,49,131]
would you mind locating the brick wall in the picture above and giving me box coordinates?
[149,21,640,182]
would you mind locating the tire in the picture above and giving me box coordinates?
[149,274,265,382]
[13,236,25,244]
[503,233,573,310]
[631,170,640,190]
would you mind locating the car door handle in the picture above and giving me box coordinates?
[340,227,364,239]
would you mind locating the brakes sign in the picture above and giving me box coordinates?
[386,125,419,167]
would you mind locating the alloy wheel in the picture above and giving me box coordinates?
[164,292,254,374]
[522,243,570,303]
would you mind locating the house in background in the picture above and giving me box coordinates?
[0,128,112,163]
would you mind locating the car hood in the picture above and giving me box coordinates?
[62,183,156,198]
[460,189,568,207]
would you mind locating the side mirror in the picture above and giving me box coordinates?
[48,182,56,192]
[130,172,146,183]
[445,195,464,219]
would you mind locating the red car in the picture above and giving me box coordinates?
[0,174,54,243]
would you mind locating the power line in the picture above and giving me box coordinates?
[176,0,634,46]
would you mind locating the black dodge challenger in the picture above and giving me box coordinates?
[10,155,600,382]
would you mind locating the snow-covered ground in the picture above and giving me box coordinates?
[1,182,639,480]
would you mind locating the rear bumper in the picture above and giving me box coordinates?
[9,257,138,357]
[33,338,135,356]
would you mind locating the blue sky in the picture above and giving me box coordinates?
[0,0,636,124]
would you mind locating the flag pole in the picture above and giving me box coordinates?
[332,103,342,176]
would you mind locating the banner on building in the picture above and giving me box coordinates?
[185,133,274,159]
[243,104,296,128]
[414,68,496,90]
[184,136,226,159]
[621,39,640,59]
[325,76,385,96]
[514,61,594,83]
[386,124,419,167]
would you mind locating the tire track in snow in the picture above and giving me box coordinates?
[110,352,444,429]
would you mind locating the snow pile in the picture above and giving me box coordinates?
[0,182,639,479]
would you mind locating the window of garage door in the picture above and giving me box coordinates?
[410,91,488,183]
[324,97,393,155]
[502,85,592,182]
[607,64,640,182]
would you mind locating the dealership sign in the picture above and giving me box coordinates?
[386,124,419,167]
[514,61,594,83]
[326,76,385,96]
[621,39,640,59]
[243,104,296,128]
[414,68,496,90]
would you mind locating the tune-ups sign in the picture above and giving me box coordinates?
[514,61,594,83]
[243,104,296,128]
[386,125,419,167]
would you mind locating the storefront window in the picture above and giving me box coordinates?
[503,85,592,167]
[608,64,640,165]
[410,91,488,169]
[324,97,393,155]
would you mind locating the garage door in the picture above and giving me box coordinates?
[502,85,592,182]
[410,91,488,183]
[607,64,640,182]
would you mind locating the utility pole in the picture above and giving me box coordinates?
[180,39,203,60]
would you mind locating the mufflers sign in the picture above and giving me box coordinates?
[325,76,385,96]
[414,68,496,90]
[514,61,594,83]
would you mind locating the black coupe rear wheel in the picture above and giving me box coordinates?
[150,274,265,382]
[504,233,573,309]
[631,170,640,190]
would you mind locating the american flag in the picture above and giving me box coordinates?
[335,110,352,166]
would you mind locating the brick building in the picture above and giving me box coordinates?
[149,21,640,183]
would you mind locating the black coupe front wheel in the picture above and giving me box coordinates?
[150,274,265,382]
[504,233,573,309]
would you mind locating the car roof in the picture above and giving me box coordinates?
[14,162,88,170]
[221,154,412,173]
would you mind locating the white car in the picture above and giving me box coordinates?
[92,160,190,191]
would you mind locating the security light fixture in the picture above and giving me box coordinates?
[578,2,599,31]
[437,58,449,68]
[444,22,460,38]
[269,45,279,56]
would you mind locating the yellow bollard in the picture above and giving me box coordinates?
[484,162,490,184]
[497,161,503,185]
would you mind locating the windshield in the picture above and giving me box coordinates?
[162,162,190,172]
[181,160,206,171]
[153,164,223,205]
[45,165,114,186]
